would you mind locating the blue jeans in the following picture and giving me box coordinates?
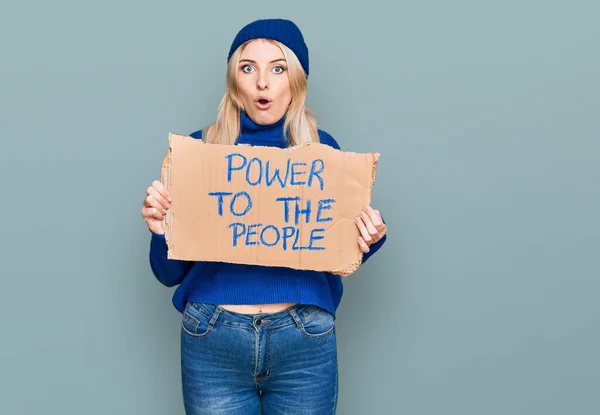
[180,301,339,414]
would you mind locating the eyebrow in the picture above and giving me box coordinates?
[239,58,287,64]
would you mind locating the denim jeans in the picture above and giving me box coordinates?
[180,301,339,414]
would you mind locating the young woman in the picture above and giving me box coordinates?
[141,18,387,414]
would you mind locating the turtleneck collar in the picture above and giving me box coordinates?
[236,111,288,148]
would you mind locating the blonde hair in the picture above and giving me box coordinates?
[201,39,319,146]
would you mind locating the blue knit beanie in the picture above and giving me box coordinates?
[227,18,310,77]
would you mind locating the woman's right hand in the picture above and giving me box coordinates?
[141,180,172,235]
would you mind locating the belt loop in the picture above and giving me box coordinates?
[209,305,223,327]
[288,307,304,329]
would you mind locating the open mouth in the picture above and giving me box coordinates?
[255,97,272,110]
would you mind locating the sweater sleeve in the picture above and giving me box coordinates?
[149,231,194,287]
[318,129,387,265]
[325,272,344,311]
[317,129,341,150]
[147,128,203,287]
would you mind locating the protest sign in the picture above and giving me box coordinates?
[161,133,379,276]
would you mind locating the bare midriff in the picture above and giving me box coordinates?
[219,303,296,315]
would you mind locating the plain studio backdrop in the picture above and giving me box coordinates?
[1,1,598,414]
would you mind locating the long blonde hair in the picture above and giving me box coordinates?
[201,39,319,146]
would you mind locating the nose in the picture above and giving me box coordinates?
[256,73,268,90]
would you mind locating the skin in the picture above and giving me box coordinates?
[141,39,387,314]
[236,39,292,125]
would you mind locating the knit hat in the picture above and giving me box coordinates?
[227,18,310,77]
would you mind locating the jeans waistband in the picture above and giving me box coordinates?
[186,302,326,329]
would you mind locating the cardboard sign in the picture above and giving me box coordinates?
[161,133,379,276]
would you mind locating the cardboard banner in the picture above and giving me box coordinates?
[161,133,379,276]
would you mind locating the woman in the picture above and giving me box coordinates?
[141,18,387,414]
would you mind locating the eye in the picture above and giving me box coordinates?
[241,64,255,74]
[272,65,286,74]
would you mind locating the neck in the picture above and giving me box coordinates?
[236,111,287,148]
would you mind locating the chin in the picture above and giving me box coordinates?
[251,110,283,125]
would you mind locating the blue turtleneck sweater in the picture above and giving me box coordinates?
[148,112,387,316]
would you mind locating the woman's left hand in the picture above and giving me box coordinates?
[355,206,387,253]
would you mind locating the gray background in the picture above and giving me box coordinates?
[1,0,599,414]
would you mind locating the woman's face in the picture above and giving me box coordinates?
[236,39,292,125]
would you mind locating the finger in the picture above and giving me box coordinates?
[360,210,379,238]
[365,206,385,231]
[148,181,171,205]
[144,195,167,215]
[355,216,373,244]
[142,207,164,221]
[152,180,172,202]
[147,186,170,211]
[378,223,387,238]
[358,236,370,253]
[141,207,162,221]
